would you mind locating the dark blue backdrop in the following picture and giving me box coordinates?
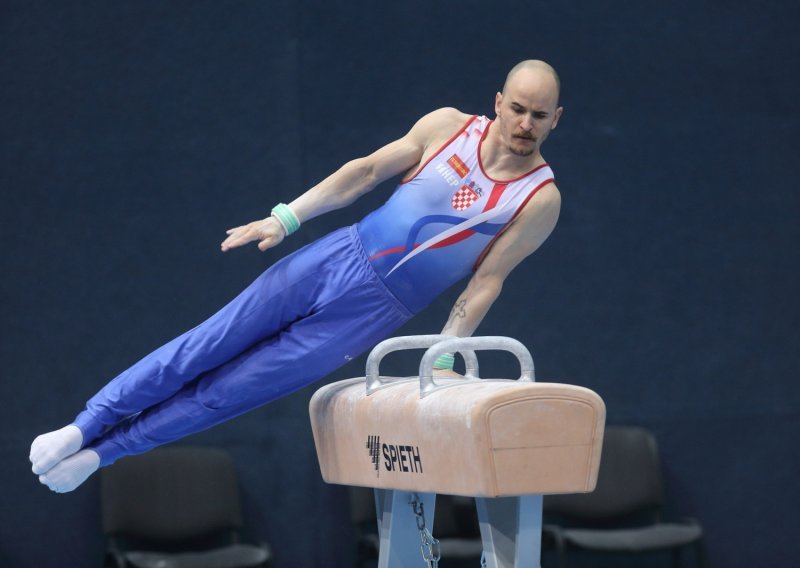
[2,1,798,567]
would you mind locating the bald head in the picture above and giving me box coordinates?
[502,60,561,105]
[493,60,564,158]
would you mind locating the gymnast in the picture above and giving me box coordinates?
[30,59,564,493]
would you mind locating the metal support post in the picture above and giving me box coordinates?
[375,489,438,567]
[476,494,543,568]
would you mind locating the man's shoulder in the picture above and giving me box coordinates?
[517,181,561,223]
[412,107,475,147]
[536,181,561,205]
[422,107,474,132]
[429,106,473,122]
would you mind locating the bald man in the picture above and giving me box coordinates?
[30,60,564,492]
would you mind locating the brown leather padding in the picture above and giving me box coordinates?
[310,377,605,497]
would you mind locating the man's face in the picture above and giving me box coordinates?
[494,70,563,157]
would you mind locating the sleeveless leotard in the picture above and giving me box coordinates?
[358,115,555,312]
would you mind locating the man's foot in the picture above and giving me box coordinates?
[38,449,100,493]
[29,424,83,474]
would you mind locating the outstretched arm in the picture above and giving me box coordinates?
[220,108,467,252]
[440,183,562,339]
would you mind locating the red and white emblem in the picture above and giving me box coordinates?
[451,185,479,211]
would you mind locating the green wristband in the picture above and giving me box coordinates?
[271,203,300,236]
[433,353,455,371]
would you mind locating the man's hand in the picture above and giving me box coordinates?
[432,368,465,379]
[220,216,285,252]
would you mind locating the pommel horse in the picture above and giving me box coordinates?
[310,335,606,567]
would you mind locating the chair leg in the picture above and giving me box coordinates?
[695,538,708,568]
[556,541,567,568]
[671,547,682,568]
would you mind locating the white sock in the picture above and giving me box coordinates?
[29,424,84,475]
[38,449,100,493]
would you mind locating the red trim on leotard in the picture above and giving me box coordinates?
[400,115,477,183]
[429,229,475,249]
[477,121,550,183]
[482,183,508,212]
[368,245,407,262]
[471,177,555,271]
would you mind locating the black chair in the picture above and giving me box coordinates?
[101,446,272,568]
[350,486,483,567]
[542,426,706,567]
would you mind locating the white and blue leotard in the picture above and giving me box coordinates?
[359,115,554,312]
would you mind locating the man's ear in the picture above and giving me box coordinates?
[551,106,564,130]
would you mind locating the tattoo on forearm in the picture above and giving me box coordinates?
[443,299,467,334]
[450,299,467,320]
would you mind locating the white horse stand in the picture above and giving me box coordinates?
[310,336,606,567]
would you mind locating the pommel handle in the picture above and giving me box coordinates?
[365,335,479,395]
[419,336,535,398]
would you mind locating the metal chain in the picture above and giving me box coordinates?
[409,493,441,568]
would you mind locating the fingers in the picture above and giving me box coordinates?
[220,225,257,252]
[432,368,465,379]
[257,230,285,251]
[221,218,284,253]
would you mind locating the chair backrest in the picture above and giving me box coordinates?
[544,426,663,522]
[349,486,376,525]
[101,446,243,542]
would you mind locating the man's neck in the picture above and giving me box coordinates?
[480,121,545,180]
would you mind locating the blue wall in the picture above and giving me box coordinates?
[2,1,798,566]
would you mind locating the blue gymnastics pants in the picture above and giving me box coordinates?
[73,226,413,466]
